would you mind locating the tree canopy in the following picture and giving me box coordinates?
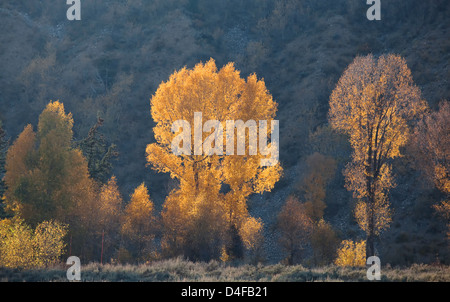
[146,59,282,260]
[329,54,427,258]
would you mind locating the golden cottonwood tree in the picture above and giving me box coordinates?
[329,54,426,259]
[122,182,155,261]
[4,101,95,227]
[239,216,264,262]
[97,176,123,262]
[146,59,282,260]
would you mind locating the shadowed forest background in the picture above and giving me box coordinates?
[0,0,449,270]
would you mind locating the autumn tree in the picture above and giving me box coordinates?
[183,193,229,261]
[4,101,95,227]
[146,59,282,260]
[329,54,426,259]
[310,219,339,266]
[159,190,228,261]
[121,182,156,262]
[277,196,313,265]
[239,216,264,263]
[97,176,123,263]
[412,100,450,239]
[297,152,337,221]
[69,181,98,261]
[292,153,339,266]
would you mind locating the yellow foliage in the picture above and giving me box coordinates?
[0,218,67,269]
[166,192,228,260]
[434,200,450,221]
[122,182,154,237]
[335,239,366,267]
[32,220,68,267]
[0,218,34,269]
[220,245,230,262]
[147,59,282,257]
[354,197,392,236]
[38,100,74,137]
[329,53,425,176]
[4,101,95,227]
[329,54,426,252]
[435,164,450,195]
[3,125,36,217]
[98,176,123,230]
[121,182,155,260]
[239,216,264,251]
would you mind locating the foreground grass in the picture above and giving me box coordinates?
[1,258,449,282]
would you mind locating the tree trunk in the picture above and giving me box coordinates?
[366,136,376,260]
[366,175,376,260]
[193,160,199,194]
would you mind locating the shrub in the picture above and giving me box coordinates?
[277,196,313,265]
[334,239,366,267]
[311,219,340,266]
[33,220,68,267]
[0,218,34,269]
[239,217,264,255]
[0,218,67,269]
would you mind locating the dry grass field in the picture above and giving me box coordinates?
[1,258,449,282]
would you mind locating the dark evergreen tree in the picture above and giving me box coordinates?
[78,117,119,184]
